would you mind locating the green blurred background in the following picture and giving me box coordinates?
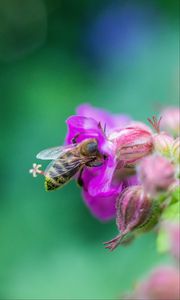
[0,0,179,299]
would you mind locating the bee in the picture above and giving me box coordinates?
[36,138,105,191]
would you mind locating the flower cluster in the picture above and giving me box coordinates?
[104,110,179,250]
[31,104,179,252]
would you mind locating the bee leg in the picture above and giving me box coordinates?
[77,167,84,187]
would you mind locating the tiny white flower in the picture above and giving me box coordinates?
[29,163,42,177]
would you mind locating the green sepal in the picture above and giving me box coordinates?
[154,192,169,205]
[156,187,179,253]
[170,186,180,205]
[135,200,163,234]
[161,202,180,221]
[157,227,170,253]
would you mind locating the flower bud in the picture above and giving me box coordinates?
[160,106,180,137]
[109,125,153,166]
[153,132,173,157]
[127,266,180,300]
[171,137,180,164]
[104,186,161,250]
[138,154,175,196]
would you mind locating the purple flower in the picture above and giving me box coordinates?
[66,104,137,221]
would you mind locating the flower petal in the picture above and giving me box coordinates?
[66,115,100,144]
[77,103,131,134]
[81,171,138,221]
[88,156,118,196]
[82,189,117,221]
[67,115,98,130]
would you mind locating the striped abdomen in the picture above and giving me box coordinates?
[45,156,82,191]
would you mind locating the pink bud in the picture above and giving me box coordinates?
[172,137,180,163]
[104,186,159,251]
[116,186,152,232]
[153,132,174,157]
[131,266,180,300]
[160,106,180,137]
[109,125,153,166]
[138,154,175,196]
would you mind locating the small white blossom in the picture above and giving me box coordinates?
[29,163,42,177]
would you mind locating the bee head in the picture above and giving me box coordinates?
[81,139,99,156]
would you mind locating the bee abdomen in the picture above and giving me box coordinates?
[45,175,68,191]
[45,177,58,191]
[45,162,79,191]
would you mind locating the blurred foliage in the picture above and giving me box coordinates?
[0,0,179,299]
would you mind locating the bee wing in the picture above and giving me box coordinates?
[36,144,76,160]
[44,157,84,177]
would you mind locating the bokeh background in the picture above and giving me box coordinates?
[0,0,179,299]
